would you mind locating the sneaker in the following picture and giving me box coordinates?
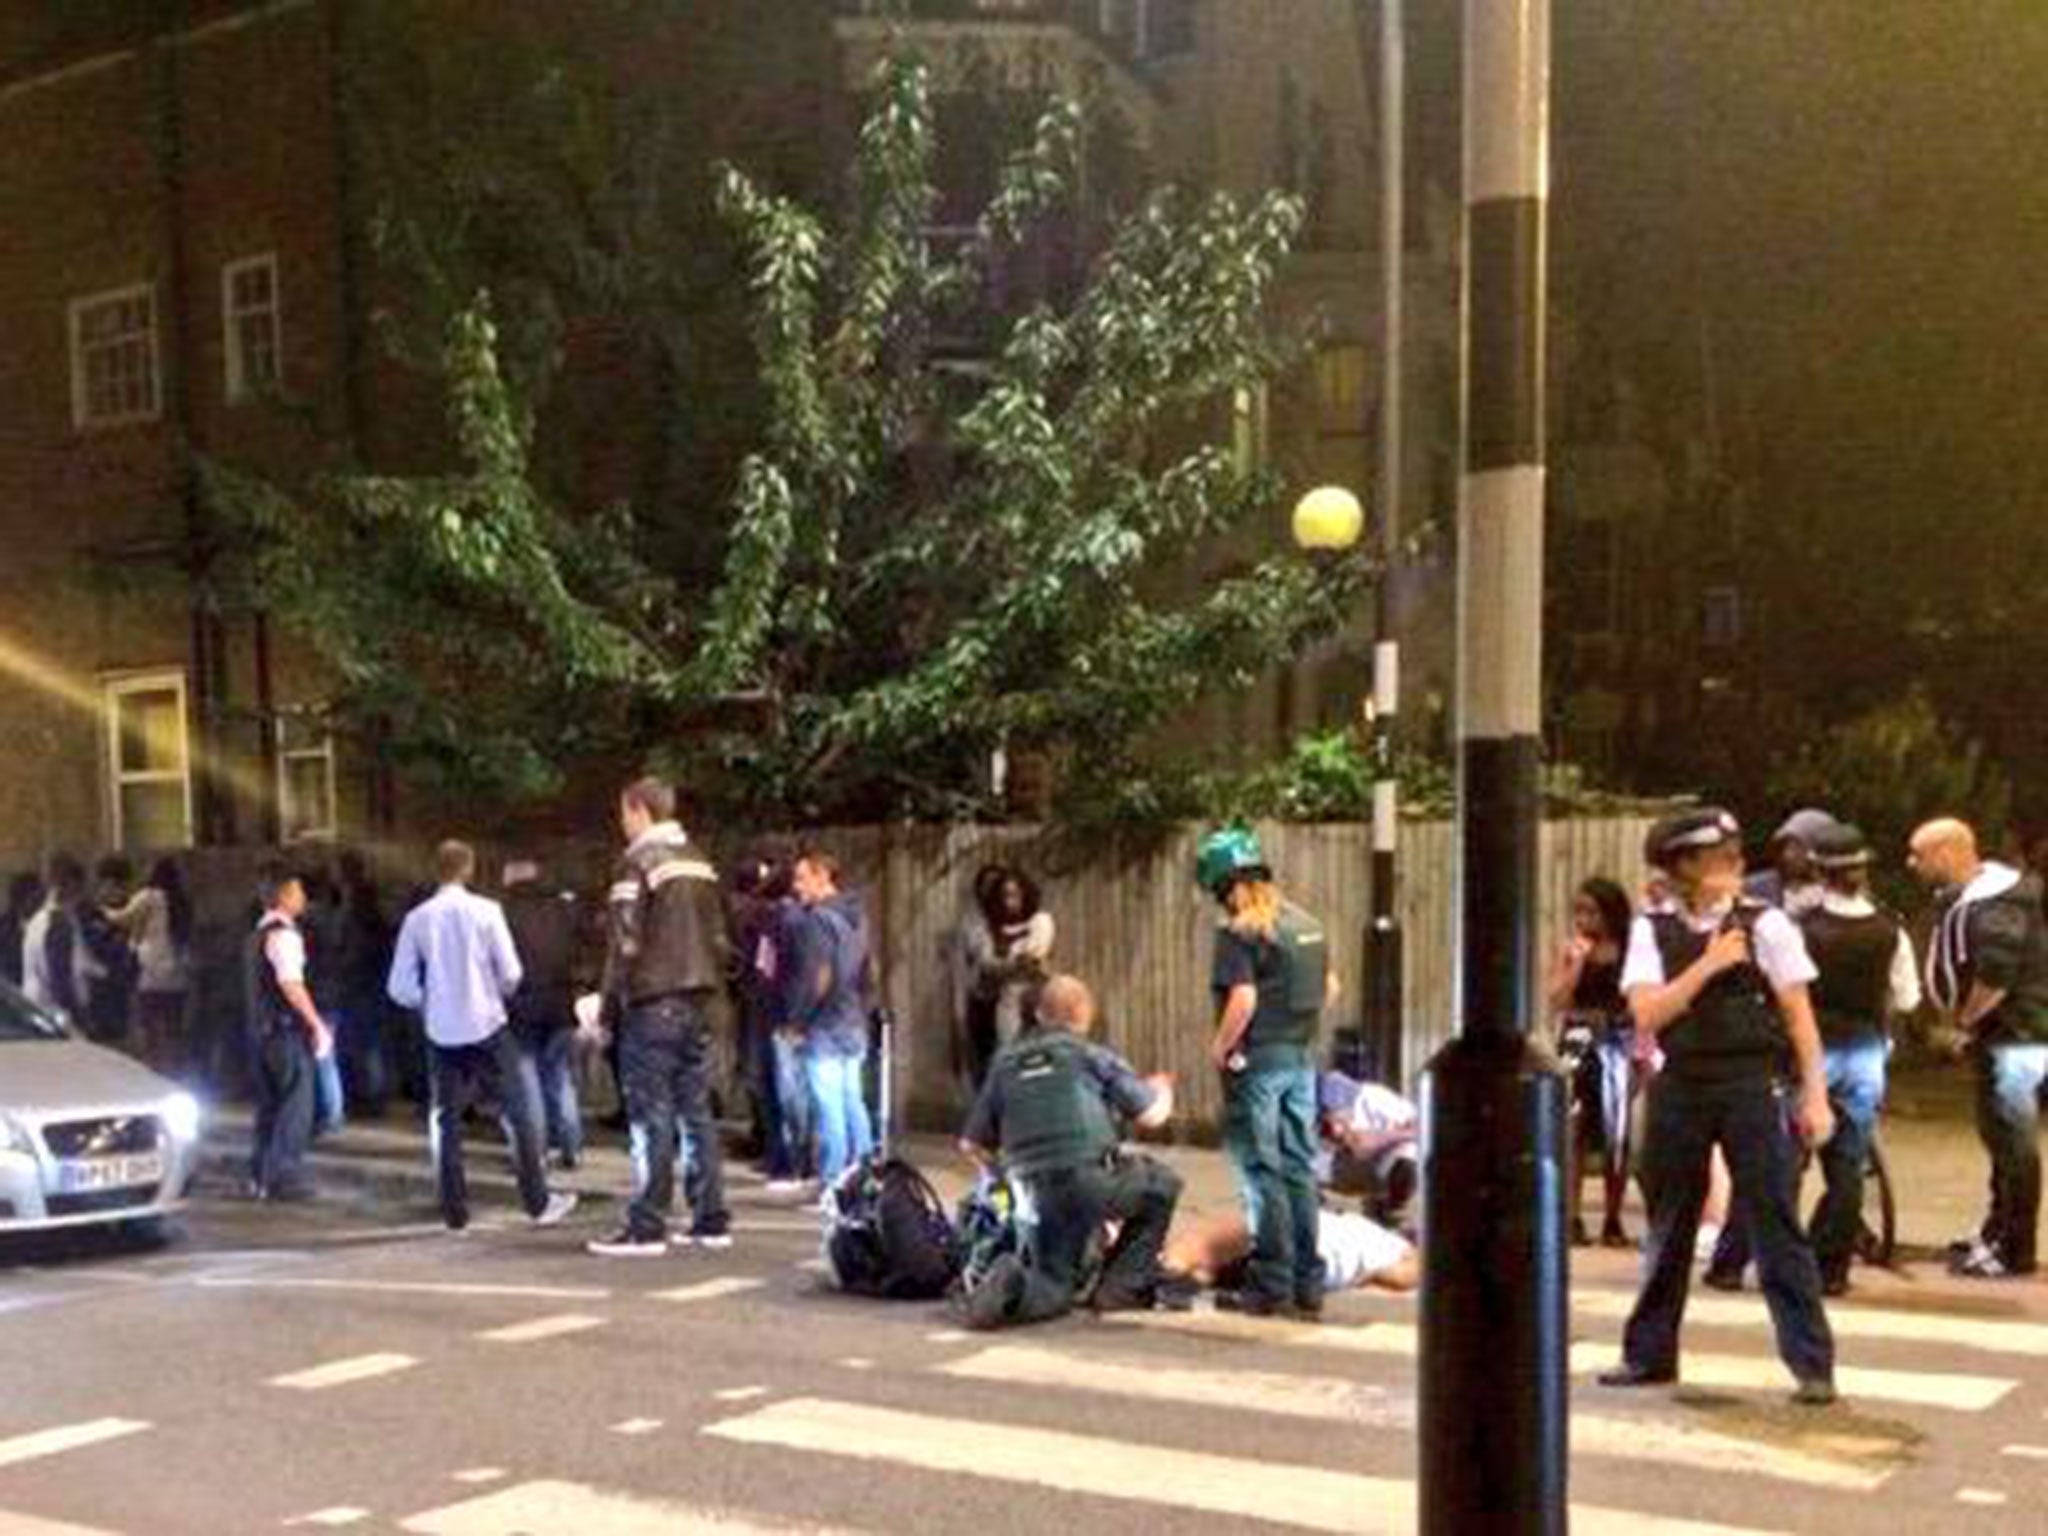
[1293,1291,1327,1322]
[1597,1361,1677,1389]
[587,1228,668,1258]
[1693,1222,1722,1260]
[689,1225,735,1252]
[1154,1274,1202,1313]
[556,1151,581,1173]
[1791,1376,1838,1408]
[764,1178,810,1196]
[1701,1266,1745,1293]
[958,1254,1025,1331]
[1570,1218,1593,1249]
[1600,1220,1633,1250]
[1952,1246,2018,1280]
[1214,1288,1290,1319]
[531,1191,579,1228]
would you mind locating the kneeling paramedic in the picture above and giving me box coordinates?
[1599,809,1839,1406]
[957,974,1180,1328]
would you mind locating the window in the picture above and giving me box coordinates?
[275,713,338,842]
[69,284,160,428]
[1702,585,1743,649]
[1315,345,1369,437]
[104,672,192,851]
[222,253,281,402]
[1098,0,1195,58]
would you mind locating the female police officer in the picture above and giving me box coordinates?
[1198,827,1334,1319]
[1597,809,1840,1406]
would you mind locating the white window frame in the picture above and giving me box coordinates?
[221,252,282,404]
[103,670,194,852]
[68,282,161,430]
[276,732,339,844]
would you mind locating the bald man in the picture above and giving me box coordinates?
[958,975,1183,1327]
[1911,818,2048,1278]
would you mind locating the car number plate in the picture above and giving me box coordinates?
[57,1155,163,1192]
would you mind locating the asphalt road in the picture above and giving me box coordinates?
[3,1169,2048,1536]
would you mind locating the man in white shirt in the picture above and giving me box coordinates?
[245,863,331,1201]
[388,841,576,1233]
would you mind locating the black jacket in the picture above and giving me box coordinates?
[603,822,728,1016]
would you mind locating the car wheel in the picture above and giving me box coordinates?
[121,1215,179,1251]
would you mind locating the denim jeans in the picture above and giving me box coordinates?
[249,1026,315,1196]
[509,1026,583,1163]
[1222,1055,1322,1306]
[1809,1037,1887,1276]
[1625,1073,1834,1383]
[774,1031,815,1178]
[620,996,728,1241]
[804,1045,874,1187]
[430,1028,550,1229]
[749,1018,793,1179]
[312,1044,346,1137]
[1975,1040,2048,1272]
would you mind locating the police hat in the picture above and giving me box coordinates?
[1770,808,1841,850]
[1810,821,1873,871]
[1645,808,1743,870]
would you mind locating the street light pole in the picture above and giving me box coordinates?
[1417,2,1567,1533]
[1366,0,1405,1087]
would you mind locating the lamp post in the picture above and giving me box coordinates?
[1417,2,1567,1533]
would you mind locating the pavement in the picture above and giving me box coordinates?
[0,1064,2044,1534]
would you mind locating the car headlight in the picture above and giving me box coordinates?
[161,1092,203,1144]
[0,1111,35,1157]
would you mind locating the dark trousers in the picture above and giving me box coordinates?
[1624,1074,1834,1383]
[1975,1041,2048,1271]
[249,1026,315,1196]
[747,1015,794,1179]
[621,995,728,1241]
[1002,1154,1185,1326]
[431,1029,549,1229]
[1223,1059,1322,1306]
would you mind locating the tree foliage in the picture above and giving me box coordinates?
[213,55,1365,819]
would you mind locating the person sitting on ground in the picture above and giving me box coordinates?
[1162,1201,1420,1298]
[958,974,1181,1328]
[1317,1069,1418,1227]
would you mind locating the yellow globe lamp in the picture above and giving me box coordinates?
[1291,484,1366,554]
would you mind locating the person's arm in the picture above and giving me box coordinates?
[103,888,154,934]
[272,930,330,1054]
[1211,983,1256,1068]
[1546,937,1589,1014]
[489,905,524,1002]
[47,913,82,1017]
[959,1075,1001,1164]
[1775,981,1835,1147]
[1016,911,1055,963]
[1887,929,1923,1018]
[386,914,424,1012]
[1093,1048,1175,1132]
[1959,982,2010,1035]
[1628,927,1750,1037]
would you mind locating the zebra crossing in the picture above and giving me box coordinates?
[3,1262,2045,1534]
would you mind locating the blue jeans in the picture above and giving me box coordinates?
[619,997,727,1242]
[1223,1056,1322,1305]
[1810,1037,1887,1276]
[1976,1040,2048,1272]
[430,1029,550,1228]
[774,1031,814,1178]
[509,1027,583,1163]
[805,1046,874,1187]
[312,1043,346,1137]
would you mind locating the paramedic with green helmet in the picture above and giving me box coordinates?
[1198,827,1336,1317]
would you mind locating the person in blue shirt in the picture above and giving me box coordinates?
[388,840,577,1234]
[785,849,876,1189]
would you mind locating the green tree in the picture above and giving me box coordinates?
[212,56,1365,819]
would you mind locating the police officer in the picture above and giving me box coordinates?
[1796,823,1919,1294]
[1198,827,1333,1318]
[244,862,331,1201]
[1598,809,1839,1406]
[958,974,1180,1328]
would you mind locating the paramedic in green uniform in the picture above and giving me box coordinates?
[958,974,1180,1328]
[1199,827,1335,1318]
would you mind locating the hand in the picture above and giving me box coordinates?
[1144,1072,1175,1096]
[310,1020,334,1061]
[1698,927,1751,980]
[573,992,604,1031]
[1795,1088,1835,1149]
[1564,935,1593,967]
[1935,1023,1973,1062]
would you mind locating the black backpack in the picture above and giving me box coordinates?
[824,1156,960,1300]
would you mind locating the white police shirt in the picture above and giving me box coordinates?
[1621,901,1818,995]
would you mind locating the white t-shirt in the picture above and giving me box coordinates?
[1817,891,1923,1016]
[1319,1209,1414,1289]
[1621,903,1818,995]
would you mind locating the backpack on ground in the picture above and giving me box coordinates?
[953,1171,1024,1297]
[823,1155,960,1300]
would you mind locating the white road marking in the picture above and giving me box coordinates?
[270,1353,419,1391]
[610,1418,664,1435]
[400,1479,867,1534]
[838,1358,875,1371]
[939,1345,1897,1491]
[478,1313,607,1344]
[285,1509,373,1527]
[0,1511,125,1535]
[2000,1444,2048,1459]
[1107,1310,2018,1411]
[1575,1288,2048,1358]
[796,1260,828,1275]
[0,1418,150,1470]
[925,1330,971,1344]
[1956,1488,2009,1506]
[714,1387,770,1403]
[652,1277,765,1305]
[702,1397,1784,1536]
[451,1469,506,1485]
[201,1277,609,1300]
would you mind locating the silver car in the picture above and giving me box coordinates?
[0,981,203,1236]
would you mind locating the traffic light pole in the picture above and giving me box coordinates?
[1417,2,1568,1532]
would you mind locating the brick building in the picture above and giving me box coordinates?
[0,0,1456,872]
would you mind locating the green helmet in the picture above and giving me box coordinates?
[1195,826,1269,899]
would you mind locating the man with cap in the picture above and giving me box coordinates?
[1795,822,1920,1294]
[1598,808,1839,1406]
[1911,817,2048,1279]
[958,974,1181,1327]
[1745,808,1840,917]
[1198,826,1337,1318]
